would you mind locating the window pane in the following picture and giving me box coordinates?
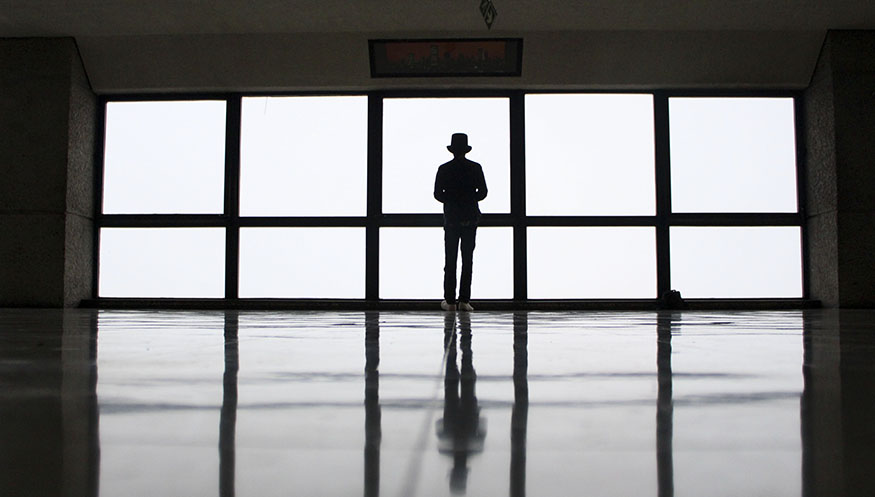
[382,98,510,214]
[526,94,655,215]
[240,96,368,216]
[239,228,365,298]
[527,227,656,298]
[380,227,513,299]
[99,228,225,297]
[669,97,798,213]
[670,227,802,298]
[102,101,226,214]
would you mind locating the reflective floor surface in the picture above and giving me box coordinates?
[1,309,873,497]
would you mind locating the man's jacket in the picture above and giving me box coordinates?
[434,157,488,227]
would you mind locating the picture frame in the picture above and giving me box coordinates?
[369,38,523,78]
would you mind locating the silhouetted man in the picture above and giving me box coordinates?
[434,133,488,312]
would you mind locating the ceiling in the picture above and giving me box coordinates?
[3,1,874,92]
[2,0,875,36]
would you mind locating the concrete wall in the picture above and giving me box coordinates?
[76,30,824,93]
[0,39,96,307]
[805,31,875,307]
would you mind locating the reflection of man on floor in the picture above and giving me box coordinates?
[434,133,488,312]
[437,313,486,494]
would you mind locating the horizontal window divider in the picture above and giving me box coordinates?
[377,213,518,227]
[239,217,368,227]
[668,213,803,226]
[379,89,515,99]
[526,216,657,227]
[379,214,445,227]
[477,214,516,226]
[100,93,234,102]
[99,214,227,228]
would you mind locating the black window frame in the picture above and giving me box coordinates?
[91,89,808,308]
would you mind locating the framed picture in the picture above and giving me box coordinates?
[369,38,523,78]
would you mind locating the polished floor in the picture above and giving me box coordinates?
[1,309,873,497]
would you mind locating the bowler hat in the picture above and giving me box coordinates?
[447,133,472,153]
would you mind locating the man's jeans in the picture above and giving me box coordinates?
[444,225,477,303]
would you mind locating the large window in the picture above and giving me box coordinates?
[382,97,510,214]
[527,227,657,299]
[666,96,802,299]
[103,100,226,214]
[97,93,804,301]
[239,228,366,298]
[670,227,803,298]
[239,96,368,216]
[379,227,514,299]
[526,94,655,216]
[99,228,225,298]
[669,97,797,213]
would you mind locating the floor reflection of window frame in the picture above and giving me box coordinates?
[511,312,529,497]
[212,311,674,497]
[364,311,381,497]
[220,312,238,497]
[656,313,675,497]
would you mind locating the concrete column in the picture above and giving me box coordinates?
[0,38,97,307]
[804,30,875,308]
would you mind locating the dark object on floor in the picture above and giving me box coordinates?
[660,289,687,310]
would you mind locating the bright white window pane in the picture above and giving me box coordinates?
[380,227,513,299]
[526,94,655,215]
[239,227,365,298]
[670,227,802,297]
[240,96,368,216]
[473,227,513,299]
[383,98,510,214]
[527,227,656,298]
[99,228,225,297]
[102,101,226,214]
[669,97,798,213]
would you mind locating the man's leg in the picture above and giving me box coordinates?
[444,226,461,303]
[458,226,477,303]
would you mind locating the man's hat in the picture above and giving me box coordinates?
[447,133,472,153]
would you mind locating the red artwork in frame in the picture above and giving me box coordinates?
[369,38,522,77]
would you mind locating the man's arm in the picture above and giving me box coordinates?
[475,164,488,201]
[434,167,447,203]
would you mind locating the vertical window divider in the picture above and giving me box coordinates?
[92,97,108,299]
[366,94,383,301]
[653,92,672,298]
[510,92,527,301]
[794,94,810,300]
[224,95,242,300]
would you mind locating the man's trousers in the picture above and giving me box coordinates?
[443,225,477,303]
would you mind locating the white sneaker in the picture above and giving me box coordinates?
[441,300,457,311]
[458,302,474,312]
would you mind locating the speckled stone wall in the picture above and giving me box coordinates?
[805,31,875,307]
[0,39,96,307]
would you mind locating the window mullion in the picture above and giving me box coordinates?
[653,92,672,298]
[224,95,242,299]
